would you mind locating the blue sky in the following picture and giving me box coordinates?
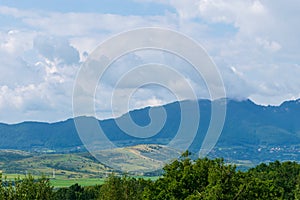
[0,0,299,123]
[1,0,174,15]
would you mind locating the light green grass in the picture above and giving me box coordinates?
[1,173,104,187]
[50,178,105,188]
[1,173,40,180]
[1,173,160,188]
[50,176,160,188]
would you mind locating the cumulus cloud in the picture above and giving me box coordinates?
[33,35,80,65]
[93,50,206,119]
[0,83,74,123]
[256,37,281,52]
[0,28,80,122]
[0,1,300,122]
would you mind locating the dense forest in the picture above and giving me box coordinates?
[2,152,300,199]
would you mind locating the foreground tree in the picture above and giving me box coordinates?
[295,174,300,200]
[53,183,101,200]
[142,152,288,199]
[98,174,150,200]
[0,174,52,200]
[249,160,300,199]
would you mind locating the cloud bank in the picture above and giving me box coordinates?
[0,0,299,123]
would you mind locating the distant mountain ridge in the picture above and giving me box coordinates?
[1,98,300,159]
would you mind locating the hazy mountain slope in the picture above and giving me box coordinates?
[0,120,82,150]
[0,99,300,152]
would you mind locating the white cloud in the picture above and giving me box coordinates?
[21,11,177,37]
[33,35,80,65]
[0,6,39,18]
[0,27,80,122]
[256,37,281,52]
[0,29,34,55]
[0,68,76,123]
[0,1,300,122]
[134,96,165,108]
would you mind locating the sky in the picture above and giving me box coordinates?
[0,0,300,123]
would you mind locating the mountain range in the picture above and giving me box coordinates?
[1,98,300,166]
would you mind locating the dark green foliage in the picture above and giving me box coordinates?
[249,160,300,199]
[143,155,241,199]
[98,174,150,200]
[53,183,101,200]
[294,174,300,200]
[142,153,299,199]
[0,174,53,200]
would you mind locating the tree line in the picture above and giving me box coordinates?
[2,152,300,199]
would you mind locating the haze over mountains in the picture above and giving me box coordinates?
[1,98,300,166]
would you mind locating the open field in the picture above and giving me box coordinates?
[51,176,159,187]
[0,174,104,187]
[50,178,105,187]
[1,173,159,188]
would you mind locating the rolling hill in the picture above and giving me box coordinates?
[0,144,180,176]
